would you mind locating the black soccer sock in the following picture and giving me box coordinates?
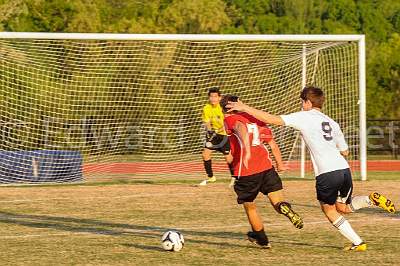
[228,163,234,176]
[253,229,269,244]
[203,159,213,178]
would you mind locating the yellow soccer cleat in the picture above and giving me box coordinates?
[369,192,396,213]
[278,202,304,229]
[199,176,217,186]
[344,242,367,251]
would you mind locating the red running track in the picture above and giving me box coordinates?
[83,160,400,174]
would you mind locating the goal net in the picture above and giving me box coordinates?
[0,33,366,183]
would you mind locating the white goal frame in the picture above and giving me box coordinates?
[0,32,367,181]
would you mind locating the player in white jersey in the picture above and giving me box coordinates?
[226,86,396,251]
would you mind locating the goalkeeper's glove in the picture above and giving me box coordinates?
[206,130,216,140]
[205,130,216,149]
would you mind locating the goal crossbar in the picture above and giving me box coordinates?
[0,32,364,42]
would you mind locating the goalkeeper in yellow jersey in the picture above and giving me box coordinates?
[199,87,233,186]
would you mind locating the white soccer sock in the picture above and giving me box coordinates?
[332,216,363,245]
[350,196,372,211]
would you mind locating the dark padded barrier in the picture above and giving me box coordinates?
[0,150,82,183]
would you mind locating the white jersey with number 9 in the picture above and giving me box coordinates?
[280,109,349,176]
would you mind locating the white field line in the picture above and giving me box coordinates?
[0,217,397,239]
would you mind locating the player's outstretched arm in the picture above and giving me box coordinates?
[227,100,284,126]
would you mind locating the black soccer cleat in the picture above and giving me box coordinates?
[278,202,304,229]
[247,231,271,249]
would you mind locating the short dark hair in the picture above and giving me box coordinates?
[220,94,239,113]
[208,87,221,96]
[300,86,325,108]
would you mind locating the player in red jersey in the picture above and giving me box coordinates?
[220,95,303,249]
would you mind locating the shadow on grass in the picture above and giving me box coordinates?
[354,208,399,217]
[0,211,342,250]
[121,241,268,252]
[0,211,249,249]
[121,243,165,252]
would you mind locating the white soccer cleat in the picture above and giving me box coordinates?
[199,180,208,186]
[199,176,216,186]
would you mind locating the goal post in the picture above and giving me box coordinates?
[0,32,367,183]
[358,35,367,181]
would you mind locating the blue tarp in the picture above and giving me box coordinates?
[0,150,83,183]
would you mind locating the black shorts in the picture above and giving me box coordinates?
[204,133,230,155]
[316,168,353,205]
[233,168,283,204]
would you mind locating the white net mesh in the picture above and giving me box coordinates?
[0,36,361,183]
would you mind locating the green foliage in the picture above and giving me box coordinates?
[367,33,400,118]
[0,0,399,118]
[160,0,231,33]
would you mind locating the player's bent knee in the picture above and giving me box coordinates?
[243,202,257,210]
[336,204,351,214]
[224,154,233,164]
[202,150,212,160]
[336,207,351,214]
[321,203,338,215]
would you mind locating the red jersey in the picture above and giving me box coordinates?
[224,112,274,177]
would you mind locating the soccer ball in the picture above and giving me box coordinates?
[161,230,184,252]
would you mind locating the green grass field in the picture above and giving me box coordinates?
[0,172,399,266]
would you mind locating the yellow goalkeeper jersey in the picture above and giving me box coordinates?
[202,103,227,135]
